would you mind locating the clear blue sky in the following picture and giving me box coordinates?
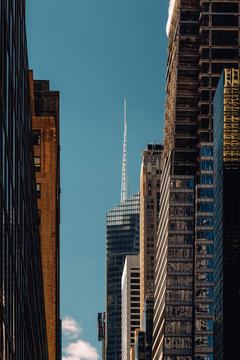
[26,0,169,358]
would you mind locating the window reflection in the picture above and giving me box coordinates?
[195,303,213,315]
[195,335,213,347]
[166,290,192,301]
[166,305,192,318]
[196,287,213,299]
[165,321,192,334]
[165,337,192,349]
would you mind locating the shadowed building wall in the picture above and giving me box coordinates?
[0,0,48,359]
[29,71,60,360]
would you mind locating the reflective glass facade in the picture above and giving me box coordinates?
[0,0,48,359]
[153,155,195,360]
[194,143,214,360]
[106,192,140,360]
[213,69,240,359]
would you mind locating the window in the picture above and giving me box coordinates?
[33,129,41,145]
[34,156,41,171]
[197,202,213,212]
[197,259,213,269]
[201,147,213,157]
[196,287,213,299]
[198,189,213,199]
[36,183,41,198]
[201,161,213,171]
[197,217,213,226]
[195,336,213,347]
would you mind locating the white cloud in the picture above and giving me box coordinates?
[62,317,82,339]
[63,340,99,360]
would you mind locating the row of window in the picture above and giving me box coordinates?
[201,146,213,157]
[201,175,213,184]
[197,217,213,226]
[165,321,192,334]
[201,161,213,171]
[166,303,213,317]
[198,189,213,199]
[170,206,193,217]
[170,179,194,189]
[197,202,213,213]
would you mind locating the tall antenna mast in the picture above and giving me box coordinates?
[121,98,128,202]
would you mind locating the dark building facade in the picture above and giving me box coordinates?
[134,330,145,360]
[106,192,140,360]
[213,68,240,359]
[98,312,106,360]
[141,298,154,360]
[153,1,240,359]
[29,72,61,360]
[0,0,48,359]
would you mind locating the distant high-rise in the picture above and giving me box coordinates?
[213,68,240,359]
[139,143,162,322]
[105,192,140,360]
[122,255,140,360]
[29,72,61,360]
[0,0,48,358]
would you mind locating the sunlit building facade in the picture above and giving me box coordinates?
[122,255,140,360]
[29,72,61,360]
[140,144,162,323]
[106,192,140,360]
[0,0,48,358]
[213,68,240,359]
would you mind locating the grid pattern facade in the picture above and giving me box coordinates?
[153,156,195,360]
[154,1,240,359]
[213,68,240,359]
[163,0,240,172]
[140,144,162,323]
[121,255,140,360]
[198,0,240,142]
[0,0,48,359]
[194,144,214,360]
[106,192,140,360]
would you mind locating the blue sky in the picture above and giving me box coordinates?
[26,0,169,358]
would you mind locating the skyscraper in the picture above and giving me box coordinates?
[0,0,48,358]
[153,1,240,359]
[213,68,240,359]
[106,192,140,360]
[29,72,61,360]
[140,143,162,322]
[122,255,140,360]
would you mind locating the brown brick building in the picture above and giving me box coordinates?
[29,71,61,360]
[140,144,163,323]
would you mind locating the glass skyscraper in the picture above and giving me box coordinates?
[106,192,140,360]
[213,68,240,359]
[0,0,48,359]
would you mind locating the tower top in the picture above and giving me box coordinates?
[121,98,128,202]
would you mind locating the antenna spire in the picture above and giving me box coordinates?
[121,98,128,202]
